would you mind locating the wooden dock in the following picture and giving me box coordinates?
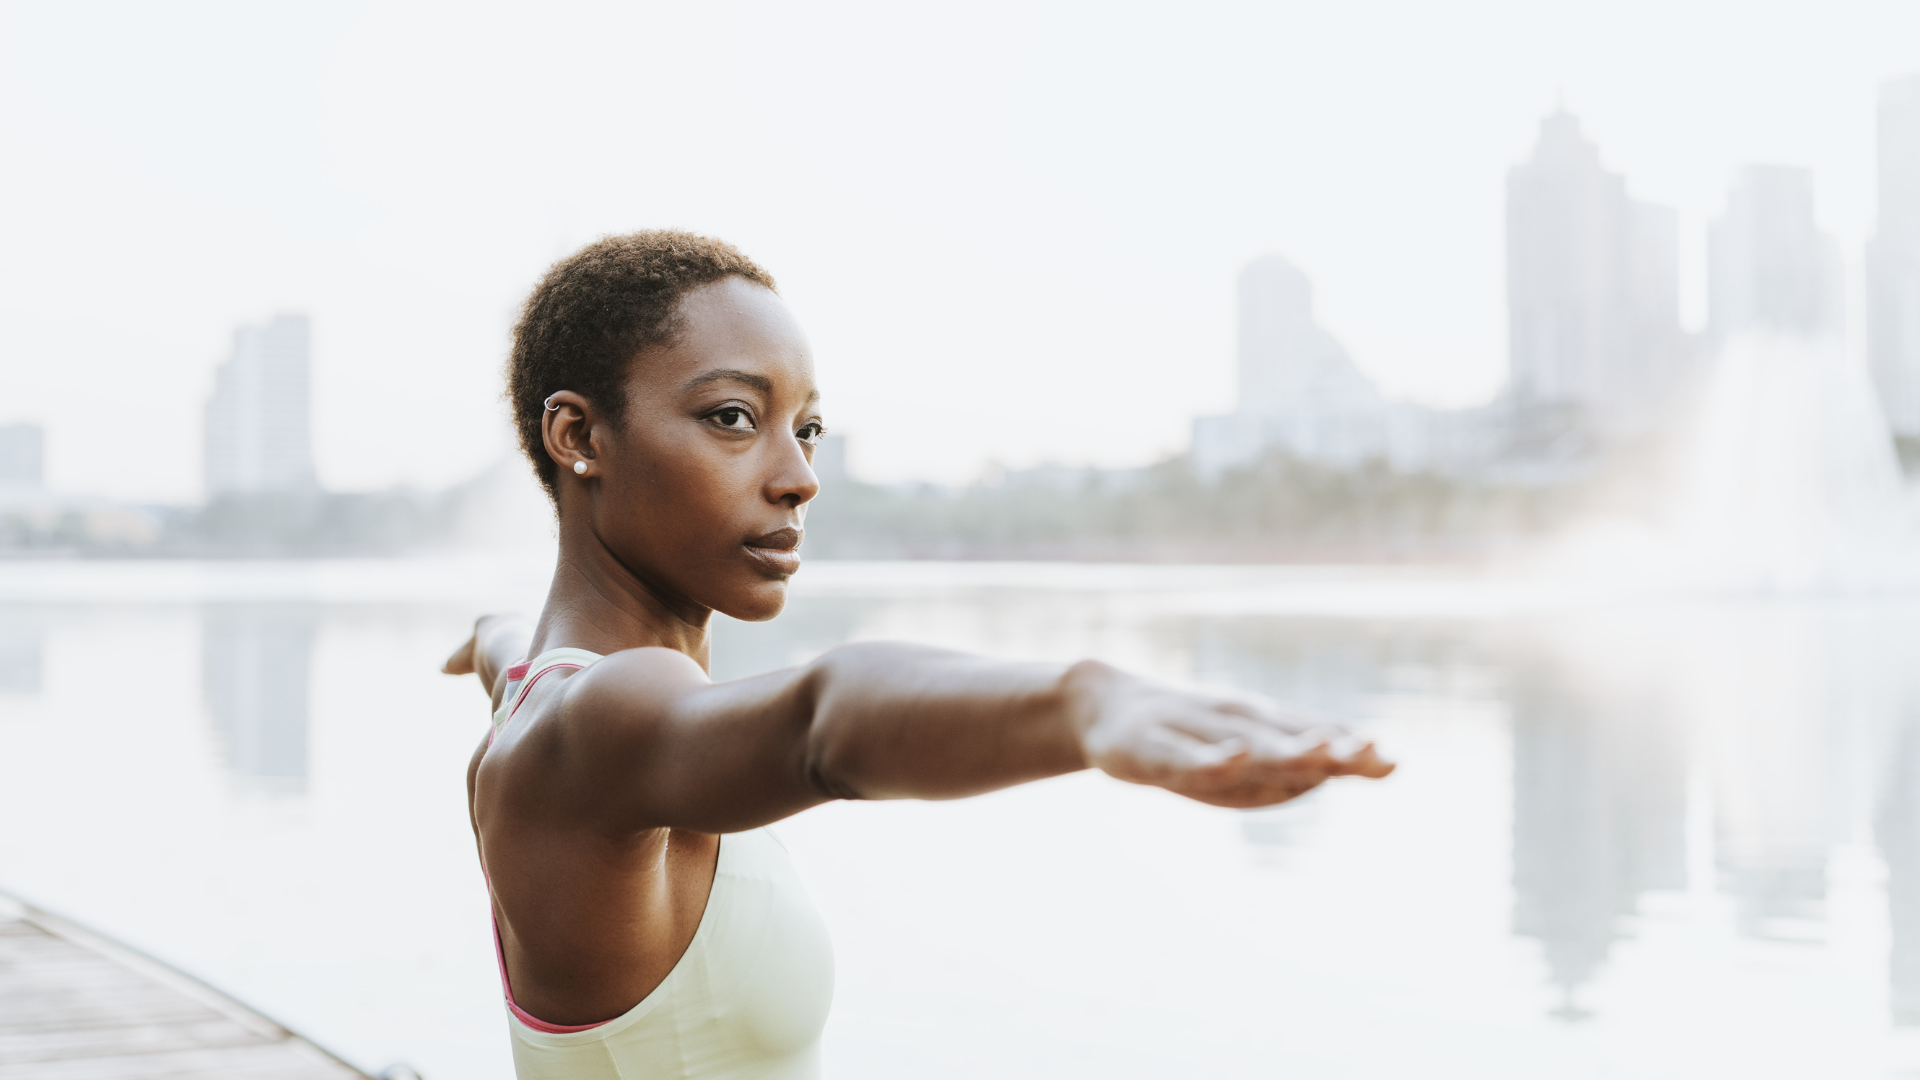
[0,892,375,1079]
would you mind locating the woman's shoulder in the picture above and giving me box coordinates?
[573,646,710,696]
[482,646,715,802]
[531,646,714,736]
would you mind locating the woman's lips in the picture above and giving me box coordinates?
[744,527,803,577]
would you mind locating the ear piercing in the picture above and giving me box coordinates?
[549,388,583,468]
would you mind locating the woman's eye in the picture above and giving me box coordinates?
[798,423,825,445]
[712,407,754,430]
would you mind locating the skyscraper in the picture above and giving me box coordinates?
[1869,74,1920,437]
[203,314,316,497]
[1506,110,1683,439]
[1708,165,1844,343]
[1190,255,1387,477]
[1234,255,1367,416]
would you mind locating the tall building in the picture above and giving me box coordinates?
[0,423,44,488]
[204,314,316,497]
[1191,255,1387,477]
[1869,74,1920,437]
[1506,110,1684,439]
[1708,165,1844,342]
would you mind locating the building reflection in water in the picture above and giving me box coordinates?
[1701,615,1835,943]
[202,605,317,793]
[1835,608,1920,1026]
[1868,606,1920,1026]
[747,595,1920,1025]
[1879,718,1920,1025]
[1506,648,1686,1021]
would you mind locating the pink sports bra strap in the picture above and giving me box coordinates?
[488,647,606,744]
[506,661,583,721]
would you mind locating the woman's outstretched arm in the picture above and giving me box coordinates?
[477,637,1392,836]
[442,614,535,709]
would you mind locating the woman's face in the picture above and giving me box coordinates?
[580,276,823,623]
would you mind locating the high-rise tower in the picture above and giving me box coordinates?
[1190,255,1386,478]
[1708,165,1844,342]
[1869,74,1920,437]
[203,314,316,497]
[1234,255,1376,420]
[1506,110,1683,439]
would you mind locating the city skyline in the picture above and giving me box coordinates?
[26,85,1920,511]
[1190,92,1912,492]
[2,3,1916,498]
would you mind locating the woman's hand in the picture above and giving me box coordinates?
[1064,660,1393,809]
[443,614,535,700]
[441,627,482,676]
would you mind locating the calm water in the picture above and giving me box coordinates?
[4,559,1920,1078]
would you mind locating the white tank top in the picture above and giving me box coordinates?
[487,649,836,1080]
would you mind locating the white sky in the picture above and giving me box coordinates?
[2,0,1917,499]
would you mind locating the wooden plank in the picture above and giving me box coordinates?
[0,1018,265,1063]
[0,1040,359,1080]
[0,988,221,1031]
[0,894,373,1079]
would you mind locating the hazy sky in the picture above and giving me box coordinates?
[3,0,1918,499]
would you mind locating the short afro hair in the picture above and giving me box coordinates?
[507,229,777,497]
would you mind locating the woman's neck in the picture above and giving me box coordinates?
[525,532,713,671]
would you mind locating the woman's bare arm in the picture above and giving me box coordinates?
[442,615,535,709]
[484,639,1392,836]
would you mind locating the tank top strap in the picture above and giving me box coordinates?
[491,647,606,737]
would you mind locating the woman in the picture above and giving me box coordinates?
[444,230,1393,1079]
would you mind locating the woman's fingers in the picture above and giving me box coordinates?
[1157,723,1392,806]
[441,633,478,675]
[1329,740,1396,778]
[1083,678,1394,808]
[1211,706,1397,781]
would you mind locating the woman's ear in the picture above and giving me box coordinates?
[541,390,597,479]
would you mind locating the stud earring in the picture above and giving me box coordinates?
[573,460,588,475]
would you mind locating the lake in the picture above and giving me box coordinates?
[3,557,1919,1078]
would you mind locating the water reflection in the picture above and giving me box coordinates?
[1507,652,1687,1019]
[1880,719,1920,1025]
[644,587,1920,1028]
[16,572,1920,1076]
[1141,601,1920,1025]
[201,604,317,792]
[1703,613,1837,944]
